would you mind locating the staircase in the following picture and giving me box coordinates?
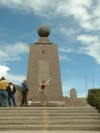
[0,105,100,131]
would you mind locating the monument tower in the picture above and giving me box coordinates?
[27,25,63,101]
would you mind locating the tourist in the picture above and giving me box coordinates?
[20,80,28,107]
[27,98,32,106]
[6,81,16,106]
[0,77,8,107]
[38,78,51,104]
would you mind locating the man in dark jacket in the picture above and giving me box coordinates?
[20,80,28,107]
[6,81,16,106]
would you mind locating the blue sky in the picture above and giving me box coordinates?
[0,0,100,97]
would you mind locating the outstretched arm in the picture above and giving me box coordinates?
[45,78,52,85]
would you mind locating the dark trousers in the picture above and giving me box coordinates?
[8,94,16,106]
[20,92,27,106]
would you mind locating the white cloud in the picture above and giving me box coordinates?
[0,0,100,65]
[81,43,100,64]
[6,73,26,85]
[57,0,100,31]
[59,48,72,53]
[77,35,99,44]
[0,64,26,85]
[59,55,71,61]
[93,2,100,17]
[0,65,10,78]
[0,0,99,31]
[55,0,94,30]
[0,0,53,16]
[59,27,80,41]
[0,42,29,63]
[77,34,100,64]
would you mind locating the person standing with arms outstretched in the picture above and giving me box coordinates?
[38,78,51,104]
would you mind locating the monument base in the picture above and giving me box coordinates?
[27,101,65,107]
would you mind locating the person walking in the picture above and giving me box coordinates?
[6,81,16,106]
[0,77,8,107]
[20,80,28,107]
[38,78,51,104]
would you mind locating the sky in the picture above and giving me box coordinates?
[0,0,100,97]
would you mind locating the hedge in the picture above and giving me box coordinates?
[87,88,100,112]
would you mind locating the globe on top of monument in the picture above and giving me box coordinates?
[37,25,50,37]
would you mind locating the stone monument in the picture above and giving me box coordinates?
[27,25,63,101]
[70,88,77,102]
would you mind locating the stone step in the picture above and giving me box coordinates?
[0,116,100,121]
[0,119,100,125]
[0,125,44,130]
[47,120,100,124]
[0,106,99,131]
[0,113,43,116]
[0,107,98,112]
[0,116,44,120]
[0,120,44,125]
[0,109,98,113]
[47,115,100,120]
[31,102,64,107]
[0,124,100,131]
[47,125,100,131]
[0,106,96,110]
[0,112,99,116]
[46,113,100,116]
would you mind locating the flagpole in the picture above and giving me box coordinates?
[93,73,94,89]
[86,75,87,97]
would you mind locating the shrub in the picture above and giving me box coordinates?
[87,88,100,112]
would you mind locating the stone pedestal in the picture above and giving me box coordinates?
[70,88,77,102]
[65,88,87,106]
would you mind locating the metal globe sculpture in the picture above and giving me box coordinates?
[38,25,50,37]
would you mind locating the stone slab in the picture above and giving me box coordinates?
[0,131,100,133]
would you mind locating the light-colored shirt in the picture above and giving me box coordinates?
[27,100,32,105]
[10,85,13,91]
